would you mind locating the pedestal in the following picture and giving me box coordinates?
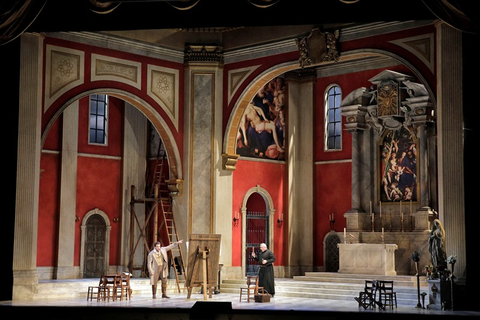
[337,243,398,275]
[426,279,451,310]
[344,210,369,231]
[411,207,432,231]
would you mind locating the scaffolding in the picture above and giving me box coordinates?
[128,149,186,292]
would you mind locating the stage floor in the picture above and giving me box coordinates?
[1,291,479,319]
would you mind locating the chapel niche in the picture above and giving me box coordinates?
[340,70,436,234]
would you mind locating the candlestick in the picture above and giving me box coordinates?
[381,227,385,244]
[344,228,347,244]
[401,211,404,232]
[371,211,374,232]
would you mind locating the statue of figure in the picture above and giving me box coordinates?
[428,219,447,271]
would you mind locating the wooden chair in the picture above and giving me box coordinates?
[377,280,397,308]
[115,273,132,300]
[354,280,378,309]
[239,275,264,302]
[87,278,108,301]
[101,274,118,301]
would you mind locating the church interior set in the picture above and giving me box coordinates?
[1,0,478,314]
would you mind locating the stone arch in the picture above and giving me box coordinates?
[240,185,276,277]
[79,208,112,278]
[41,88,182,179]
[223,49,435,160]
[323,230,340,272]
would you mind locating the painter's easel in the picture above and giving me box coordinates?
[185,234,221,300]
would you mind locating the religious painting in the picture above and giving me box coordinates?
[379,126,418,202]
[236,77,286,160]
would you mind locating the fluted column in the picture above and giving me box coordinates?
[13,33,44,299]
[436,22,465,278]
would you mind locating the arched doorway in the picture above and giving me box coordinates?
[80,208,112,278]
[324,231,340,272]
[241,185,275,277]
[245,192,269,276]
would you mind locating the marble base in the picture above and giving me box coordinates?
[427,279,452,310]
[337,243,398,276]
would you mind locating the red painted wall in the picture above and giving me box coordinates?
[76,96,123,266]
[38,152,60,266]
[232,160,286,267]
[37,95,124,268]
[313,64,418,267]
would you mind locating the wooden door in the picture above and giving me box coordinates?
[84,214,107,278]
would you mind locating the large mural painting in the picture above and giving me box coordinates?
[236,77,286,160]
[379,126,418,203]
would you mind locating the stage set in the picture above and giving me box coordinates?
[1,276,479,320]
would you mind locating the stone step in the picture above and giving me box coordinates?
[35,278,183,300]
[33,272,428,306]
[220,273,428,306]
[294,272,428,288]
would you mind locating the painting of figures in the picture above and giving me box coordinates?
[379,126,418,202]
[236,77,286,160]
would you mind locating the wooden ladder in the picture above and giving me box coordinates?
[150,150,186,293]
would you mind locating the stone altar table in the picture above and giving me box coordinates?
[337,243,398,276]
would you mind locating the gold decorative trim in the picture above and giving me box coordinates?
[222,153,240,171]
[166,179,183,196]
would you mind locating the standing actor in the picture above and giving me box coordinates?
[147,239,183,298]
[252,243,276,297]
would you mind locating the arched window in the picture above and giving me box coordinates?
[324,85,342,151]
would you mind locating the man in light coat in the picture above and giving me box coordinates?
[147,239,183,298]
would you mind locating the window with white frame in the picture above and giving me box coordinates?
[89,94,108,145]
[324,85,342,151]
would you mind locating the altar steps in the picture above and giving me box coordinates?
[31,272,427,306]
[221,272,428,307]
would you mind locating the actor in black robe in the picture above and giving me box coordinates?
[252,243,276,297]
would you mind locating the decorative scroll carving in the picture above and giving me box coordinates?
[222,153,240,171]
[340,70,434,135]
[296,29,340,68]
[377,81,399,118]
[166,179,183,196]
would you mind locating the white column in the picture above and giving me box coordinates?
[56,101,79,279]
[286,72,315,276]
[436,22,465,278]
[121,103,147,276]
[13,33,44,299]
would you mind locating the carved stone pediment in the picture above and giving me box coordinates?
[296,29,340,68]
[342,70,433,135]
